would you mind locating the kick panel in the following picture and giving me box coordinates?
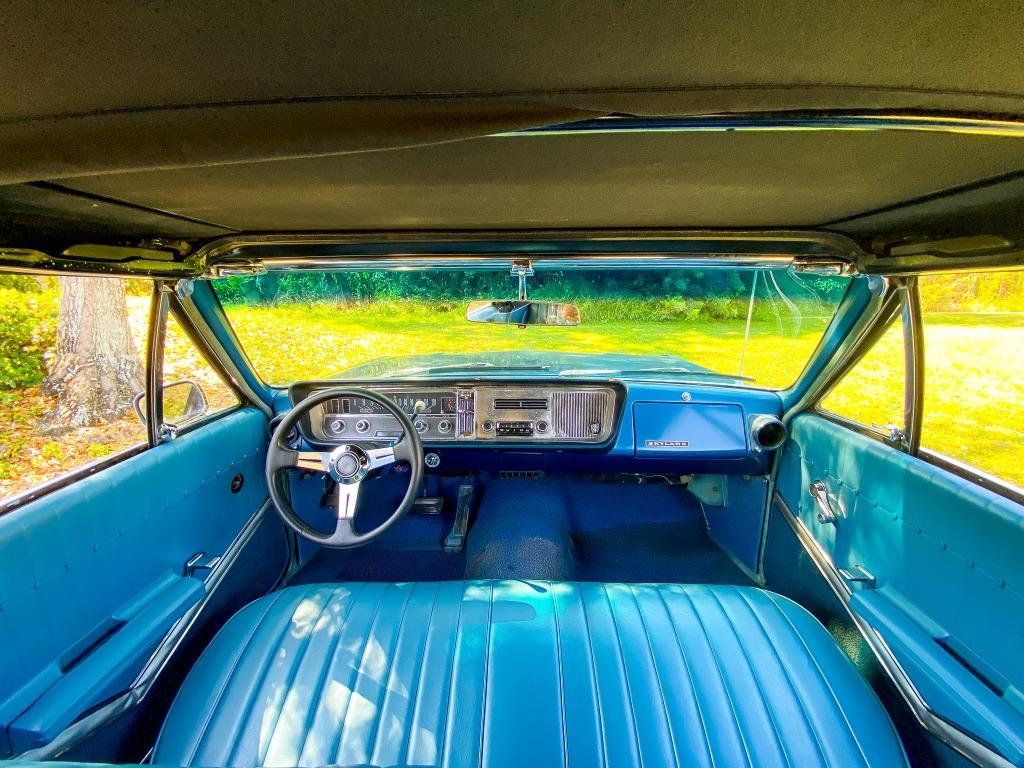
[633,402,748,458]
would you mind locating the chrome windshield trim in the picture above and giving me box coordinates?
[193,229,862,276]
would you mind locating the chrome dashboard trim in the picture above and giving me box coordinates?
[291,380,623,448]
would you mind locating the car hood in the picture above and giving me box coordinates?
[336,350,736,381]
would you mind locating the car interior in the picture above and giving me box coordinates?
[1,3,1024,767]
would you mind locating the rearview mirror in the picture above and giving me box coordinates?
[133,380,210,426]
[466,300,580,326]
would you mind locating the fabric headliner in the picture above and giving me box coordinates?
[4,1,1024,186]
[57,129,1024,231]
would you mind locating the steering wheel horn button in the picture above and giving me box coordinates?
[332,450,362,480]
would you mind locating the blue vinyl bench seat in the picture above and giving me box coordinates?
[154,581,907,768]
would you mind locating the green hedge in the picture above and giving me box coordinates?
[0,287,58,389]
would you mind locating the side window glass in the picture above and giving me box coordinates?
[1,274,150,503]
[162,312,239,427]
[819,318,906,434]
[919,271,1024,489]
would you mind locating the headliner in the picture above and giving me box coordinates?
[52,129,1024,232]
[3,2,1024,270]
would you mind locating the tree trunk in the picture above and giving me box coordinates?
[40,276,144,433]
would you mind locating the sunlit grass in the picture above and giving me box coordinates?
[224,301,1024,489]
[224,301,834,388]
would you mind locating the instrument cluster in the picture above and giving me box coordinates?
[294,383,621,446]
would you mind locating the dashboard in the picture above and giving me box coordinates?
[291,382,621,445]
[286,379,786,475]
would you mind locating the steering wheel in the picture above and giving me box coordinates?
[265,388,424,548]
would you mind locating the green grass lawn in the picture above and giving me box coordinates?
[225,302,1024,489]
[3,299,1021,500]
[224,301,834,388]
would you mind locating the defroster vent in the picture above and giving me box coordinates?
[493,397,549,410]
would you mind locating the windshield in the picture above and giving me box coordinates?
[212,266,850,387]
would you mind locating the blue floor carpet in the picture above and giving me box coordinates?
[290,474,753,586]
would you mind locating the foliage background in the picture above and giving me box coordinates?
[0,269,1022,497]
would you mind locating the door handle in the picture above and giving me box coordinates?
[808,480,839,525]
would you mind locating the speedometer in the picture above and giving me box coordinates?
[391,392,457,415]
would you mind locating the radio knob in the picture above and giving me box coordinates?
[536,420,549,433]
[481,419,494,432]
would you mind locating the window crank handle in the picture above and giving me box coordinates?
[809,480,839,525]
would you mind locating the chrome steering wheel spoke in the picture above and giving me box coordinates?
[327,480,362,546]
[365,445,396,470]
[267,447,330,475]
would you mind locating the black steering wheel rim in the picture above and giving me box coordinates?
[265,387,424,548]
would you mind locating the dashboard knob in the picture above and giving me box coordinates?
[355,419,370,434]
[327,418,346,435]
[481,419,494,432]
[415,420,428,433]
[438,419,453,433]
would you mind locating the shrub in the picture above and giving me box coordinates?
[0,287,58,389]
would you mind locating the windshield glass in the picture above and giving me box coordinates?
[212,266,850,387]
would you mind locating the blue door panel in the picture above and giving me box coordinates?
[0,407,269,757]
[777,414,1024,762]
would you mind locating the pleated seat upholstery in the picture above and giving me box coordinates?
[154,581,907,767]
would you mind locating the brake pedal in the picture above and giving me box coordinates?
[444,484,474,553]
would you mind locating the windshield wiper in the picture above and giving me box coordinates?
[393,362,552,375]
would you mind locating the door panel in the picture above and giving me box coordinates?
[0,407,268,756]
[775,413,1024,764]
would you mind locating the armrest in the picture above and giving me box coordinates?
[4,572,203,753]
[852,588,1024,765]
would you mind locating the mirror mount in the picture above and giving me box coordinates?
[511,260,534,301]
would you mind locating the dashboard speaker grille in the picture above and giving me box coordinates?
[552,391,609,438]
[493,397,549,410]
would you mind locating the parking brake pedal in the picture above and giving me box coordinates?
[444,484,474,553]
[413,496,444,515]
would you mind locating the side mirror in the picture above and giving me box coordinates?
[133,380,209,426]
[466,300,581,326]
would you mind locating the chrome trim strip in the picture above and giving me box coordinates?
[0,443,148,518]
[16,499,277,761]
[503,113,1024,139]
[773,493,1013,768]
[192,228,864,273]
[172,292,272,418]
[756,277,897,575]
[212,254,800,274]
